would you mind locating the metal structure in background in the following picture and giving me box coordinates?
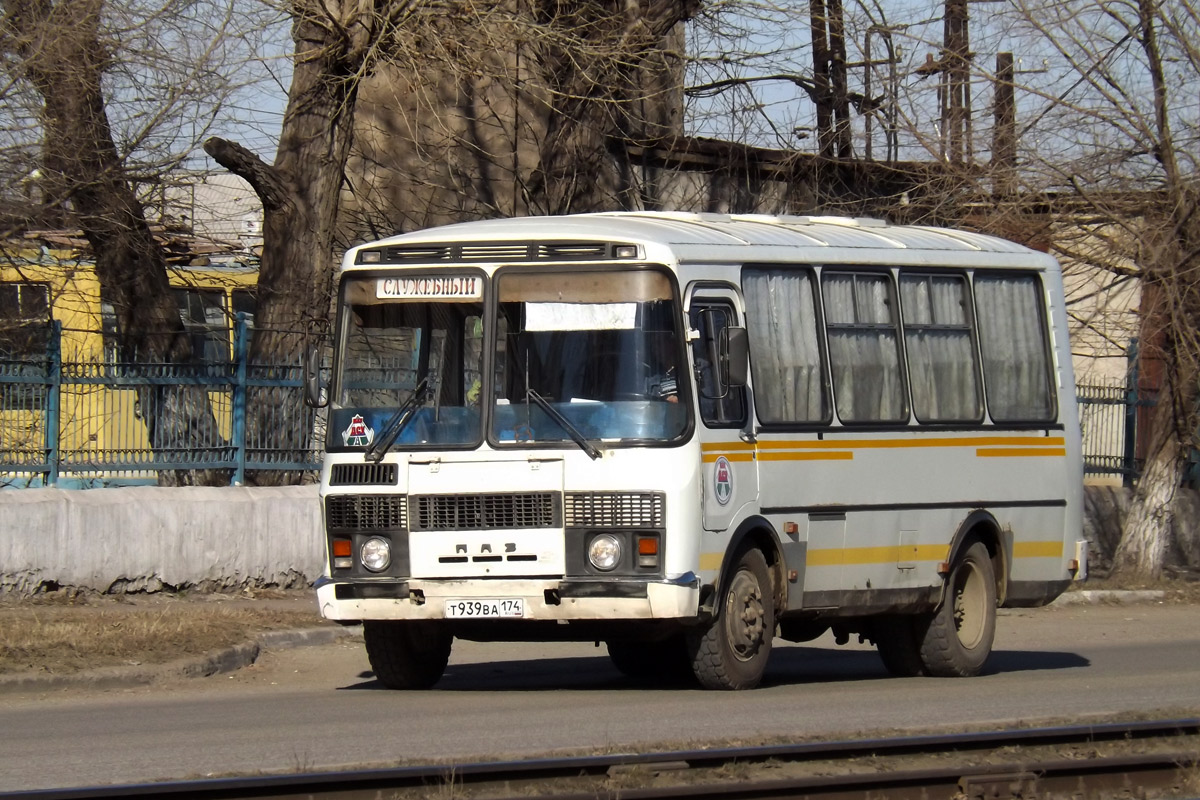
[0,315,327,488]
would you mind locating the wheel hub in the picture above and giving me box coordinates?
[952,561,986,649]
[725,570,766,661]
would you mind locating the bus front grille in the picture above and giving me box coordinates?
[326,495,407,531]
[564,492,665,528]
[411,492,558,531]
[330,463,398,486]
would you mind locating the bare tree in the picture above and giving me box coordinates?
[998,0,1200,578]
[334,0,701,239]
[2,0,282,484]
[202,0,439,484]
[4,0,204,483]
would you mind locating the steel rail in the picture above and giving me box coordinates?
[7,717,1199,800]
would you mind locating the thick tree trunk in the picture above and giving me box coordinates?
[6,0,225,485]
[204,11,364,484]
[525,0,699,214]
[1114,436,1178,579]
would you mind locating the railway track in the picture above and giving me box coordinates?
[9,718,1200,800]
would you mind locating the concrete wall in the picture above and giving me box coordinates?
[2,483,1195,596]
[1,485,321,595]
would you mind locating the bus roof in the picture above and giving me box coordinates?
[346,211,1053,269]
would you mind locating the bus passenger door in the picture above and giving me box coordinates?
[688,290,757,532]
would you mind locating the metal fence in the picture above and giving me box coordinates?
[1,317,326,488]
[0,320,1161,488]
[1075,339,1156,485]
[1077,379,1141,483]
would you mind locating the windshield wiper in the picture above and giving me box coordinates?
[364,377,431,463]
[526,388,602,461]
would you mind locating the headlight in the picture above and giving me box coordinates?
[360,537,392,572]
[588,534,622,571]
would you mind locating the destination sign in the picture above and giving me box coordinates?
[376,276,483,300]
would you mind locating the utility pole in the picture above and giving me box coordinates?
[827,0,852,159]
[945,0,970,165]
[809,0,834,159]
[992,52,1016,196]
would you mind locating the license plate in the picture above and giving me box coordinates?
[444,598,525,618]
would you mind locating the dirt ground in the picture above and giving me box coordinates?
[0,587,327,676]
[0,578,1197,678]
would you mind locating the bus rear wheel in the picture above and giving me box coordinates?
[688,547,774,690]
[363,621,452,689]
[919,541,997,677]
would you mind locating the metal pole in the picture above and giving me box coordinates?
[1123,337,1138,487]
[232,313,249,486]
[45,321,62,487]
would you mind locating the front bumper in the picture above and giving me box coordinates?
[316,573,701,622]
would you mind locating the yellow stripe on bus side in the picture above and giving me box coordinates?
[1013,541,1064,559]
[755,436,1065,450]
[975,447,1067,458]
[705,542,1060,572]
[807,544,949,567]
[701,452,755,463]
[757,451,853,461]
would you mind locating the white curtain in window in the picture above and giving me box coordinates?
[743,269,827,422]
[901,275,982,421]
[975,275,1054,421]
[824,273,906,423]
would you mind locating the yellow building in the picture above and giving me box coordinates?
[1,237,258,486]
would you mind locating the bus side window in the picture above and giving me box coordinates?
[974,273,1056,422]
[690,303,746,427]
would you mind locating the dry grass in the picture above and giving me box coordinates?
[0,591,327,676]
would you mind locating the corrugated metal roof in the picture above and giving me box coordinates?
[362,211,1039,258]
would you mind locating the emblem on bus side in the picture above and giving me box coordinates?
[714,456,733,505]
[342,414,375,447]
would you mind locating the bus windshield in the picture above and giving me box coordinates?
[331,274,484,450]
[492,269,689,445]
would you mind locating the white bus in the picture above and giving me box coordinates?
[309,211,1086,690]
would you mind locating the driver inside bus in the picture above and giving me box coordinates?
[648,332,680,403]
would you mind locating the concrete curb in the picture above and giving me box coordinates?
[0,624,362,696]
[1051,589,1167,606]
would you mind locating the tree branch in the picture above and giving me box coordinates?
[203,137,292,212]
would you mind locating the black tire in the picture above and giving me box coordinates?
[918,541,997,677]
[873,615,926,677]
[687,547,775,690]
[606,636,693,684]
[363,621,453,689]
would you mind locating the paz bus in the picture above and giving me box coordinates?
[308,211,1086,690]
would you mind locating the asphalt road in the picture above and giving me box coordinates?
[1,601,1198,792]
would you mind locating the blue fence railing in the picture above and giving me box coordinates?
[1,316,327,488]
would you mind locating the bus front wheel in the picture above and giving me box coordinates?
[363,621,452,689]
[688,547,775,690]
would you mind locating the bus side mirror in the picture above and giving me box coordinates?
[720,326,748,388]
[303,344,327,408]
